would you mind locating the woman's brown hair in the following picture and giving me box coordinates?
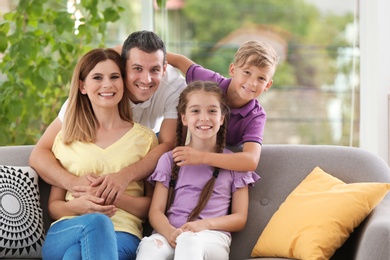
[62,48,132,144]
[166,80,230,221]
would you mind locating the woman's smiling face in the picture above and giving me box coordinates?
[80,59,124,109]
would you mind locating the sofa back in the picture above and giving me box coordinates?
[1,145,390,260]
[229,144,390,260]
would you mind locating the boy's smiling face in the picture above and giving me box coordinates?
[228,62,274,107]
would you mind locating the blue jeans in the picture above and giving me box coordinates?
[42,213,140,260]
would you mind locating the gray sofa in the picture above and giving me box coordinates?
[1,144,390,260]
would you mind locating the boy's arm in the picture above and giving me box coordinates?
[94,118,177,205]
[166,52,195,76]
[29,118,86,191]
[172,142,261,172]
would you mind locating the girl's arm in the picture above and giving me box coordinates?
[115,181,153,218]
[148,182,183,247]
[173,142,261,171]
[48,185,116,221]
[181,186,249,232]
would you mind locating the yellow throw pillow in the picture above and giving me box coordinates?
[251,166,390,260]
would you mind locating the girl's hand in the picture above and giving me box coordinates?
[68,195,117,217]
[172,146,204,166]
[167,228,184,248]
[180,219,210,233]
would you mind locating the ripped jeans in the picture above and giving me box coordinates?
[136,230,231,260]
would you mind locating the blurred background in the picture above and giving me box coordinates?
[1,0,388,164]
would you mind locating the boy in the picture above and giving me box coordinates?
[167,40,279,171]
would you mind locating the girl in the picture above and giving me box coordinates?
[41,48,157,260]
[136,81,260,260]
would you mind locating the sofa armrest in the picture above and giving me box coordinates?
[354,197,390,260]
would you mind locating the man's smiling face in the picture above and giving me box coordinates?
[125,47,166,103]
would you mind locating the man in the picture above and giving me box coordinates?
[29,31,186,205]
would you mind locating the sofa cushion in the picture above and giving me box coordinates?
[0,165,45,258]
[251,166,390,260]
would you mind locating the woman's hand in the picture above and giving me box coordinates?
[68,195,117,217]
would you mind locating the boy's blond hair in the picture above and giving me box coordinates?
[234,40,279,69]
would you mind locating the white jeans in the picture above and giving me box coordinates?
[136,230,231,260]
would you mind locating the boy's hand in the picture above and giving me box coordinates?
[172,146,204,166]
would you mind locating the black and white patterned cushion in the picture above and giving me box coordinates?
[0,165,45,258]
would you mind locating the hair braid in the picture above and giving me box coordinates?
[165,106,187,213]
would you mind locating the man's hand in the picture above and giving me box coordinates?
[72,174,98,197]
[91,171,131,205]
[172,146,204,166]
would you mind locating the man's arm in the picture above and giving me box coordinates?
[172,142,261,172]
[29,118,84,191]
[166,52,195,76]
[94,118,177,205]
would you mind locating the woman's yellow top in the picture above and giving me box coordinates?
[52,123,158,239]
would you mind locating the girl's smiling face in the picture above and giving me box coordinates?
[181,90,225,142]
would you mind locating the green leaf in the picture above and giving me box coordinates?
[103,7,120,22]
[156,0,166,8]
[0,0,125,145]
[38,61,55,83]
[0,21,11,34]
[0,32,8,52]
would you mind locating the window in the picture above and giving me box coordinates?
[155,0,359,146]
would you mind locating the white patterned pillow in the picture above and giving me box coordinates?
[0,165,45,258]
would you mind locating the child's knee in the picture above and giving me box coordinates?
[175,232,203,258]
[136,236,172,259]
[177,231,197,244]
[140,236,165,249]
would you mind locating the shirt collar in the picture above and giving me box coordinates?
[231,99,257,117]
